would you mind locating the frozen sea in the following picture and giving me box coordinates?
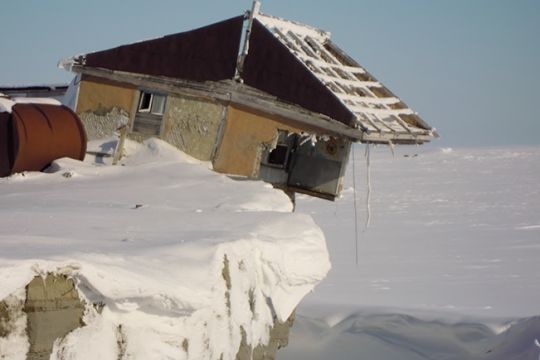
[283,145,540,360]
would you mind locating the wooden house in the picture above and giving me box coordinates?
[60,3,437,200]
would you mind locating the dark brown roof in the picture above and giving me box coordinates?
[242,19,356,127]
[84,16,244,82]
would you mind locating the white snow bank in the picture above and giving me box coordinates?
[0,138,330,360]
[0,98,15,113]
[10,97,61,105]
[0,96,61,113]
[283,145,540,359]
[281,309,540,360]
[298,145,540,318]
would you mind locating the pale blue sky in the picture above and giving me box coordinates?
[1,1,539,146]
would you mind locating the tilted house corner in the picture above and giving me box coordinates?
[60,5,436,201]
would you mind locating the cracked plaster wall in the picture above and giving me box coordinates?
[76,77,136,141]
[161,95,225,161]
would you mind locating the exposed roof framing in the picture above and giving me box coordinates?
[254,13,437,143]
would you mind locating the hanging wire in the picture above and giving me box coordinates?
[352,144,360,266]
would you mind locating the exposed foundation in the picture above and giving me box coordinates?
[1,273,294,360]
[24,275,86,360]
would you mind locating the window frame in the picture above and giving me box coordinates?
[133,90,168,136]
[137,91,167,115]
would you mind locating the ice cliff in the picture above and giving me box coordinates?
[0,138,330,360]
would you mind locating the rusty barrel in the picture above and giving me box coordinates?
[0,103,87,177]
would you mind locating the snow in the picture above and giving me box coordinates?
[0,96,61,113]
[10,97,61,105]
[0,289,28,360]
[0,98,15,113]
[256,13,330,42]
[0,138,330,359]
[2,137,539,359]
[280,145,540,359]
[62,75,81,110]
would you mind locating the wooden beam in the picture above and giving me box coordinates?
[71,65,435,144]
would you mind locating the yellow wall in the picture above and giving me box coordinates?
[76,76,138,140]
[76,76,137,116]
[213,105,316,177]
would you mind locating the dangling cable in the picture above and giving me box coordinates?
[365,143,372,230]
[352,144,359,266]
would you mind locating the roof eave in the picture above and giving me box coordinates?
[72,65,436,144]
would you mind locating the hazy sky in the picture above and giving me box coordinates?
[1,1,538,147]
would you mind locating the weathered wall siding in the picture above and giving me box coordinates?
[213,106,307,177]
[25,275,85,360]
[76,78,136,116]
[161,95,224,161]
[79,107,129,140]
[76,78,136,140]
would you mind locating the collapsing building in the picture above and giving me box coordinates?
[60,2,437,200]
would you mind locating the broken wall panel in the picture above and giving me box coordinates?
[287,138,351,199]
[84,16,244,82]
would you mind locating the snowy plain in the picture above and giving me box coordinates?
[1,137,539,359]
[282,145,540,360]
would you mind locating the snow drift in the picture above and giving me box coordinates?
[0,138,330,359]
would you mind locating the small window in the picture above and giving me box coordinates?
[133,90,167,136]
[137,91,166,115]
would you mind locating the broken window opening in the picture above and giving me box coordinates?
[261,130,298,171]
[267,144,289,167]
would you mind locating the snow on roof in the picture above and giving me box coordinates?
[255,13,436,143]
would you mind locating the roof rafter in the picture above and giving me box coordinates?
[254,13,437,143]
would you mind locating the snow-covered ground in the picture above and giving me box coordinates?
[2,139,539,359]
[282,145,540,360]
[0,138,330,360]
